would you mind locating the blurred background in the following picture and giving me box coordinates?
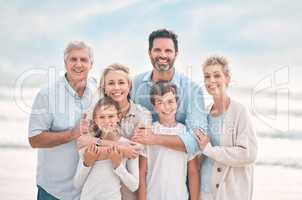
[0,0,301,199]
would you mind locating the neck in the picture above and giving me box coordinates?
[159,117,177,127]
[66,75,87,97]
[152,68,174,82]
[212,94,230,116]
[119,99,130,117]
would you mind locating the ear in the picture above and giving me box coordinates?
[226,75,231,87]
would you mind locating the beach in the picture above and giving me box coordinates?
[1,147,301,200]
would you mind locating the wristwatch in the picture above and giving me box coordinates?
[96,138,102,147]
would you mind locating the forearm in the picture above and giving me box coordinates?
[138,156,147,200]
[188,164,200,200]
[154,134,186,152]
[29,130,74,148]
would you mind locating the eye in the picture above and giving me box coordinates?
[214,74,221,78]
[70,57,77,62]
[204,75,210,79]
[80,58,89,63]
[118,80,125,85]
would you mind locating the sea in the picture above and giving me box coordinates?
[1,81,302,170]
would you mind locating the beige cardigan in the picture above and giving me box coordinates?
[201,99,258,200]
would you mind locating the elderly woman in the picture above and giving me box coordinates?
[195,56,258,200]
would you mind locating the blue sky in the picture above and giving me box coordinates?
[1,0,301,91]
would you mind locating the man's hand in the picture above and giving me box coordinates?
[118,143,139,159]
[131,125,156,145]
[71,113,90,140]
[83,144,99,167]
[194,129,210,150]
[77,134,96,149]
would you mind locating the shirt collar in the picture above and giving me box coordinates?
[142,69,181,86]
[62,73,92,99]
[124,100,136,118]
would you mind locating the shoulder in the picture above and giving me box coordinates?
[87,76,98,89]
[133,71,150,83]
[132,102,151,115]
[175,72,202,92]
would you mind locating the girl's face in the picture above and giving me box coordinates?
[94,105,120,133]
[203,64,230,97]
[103,70,130,103]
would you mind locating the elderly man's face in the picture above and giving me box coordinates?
[65,48,92,82]
[149,38,177,72]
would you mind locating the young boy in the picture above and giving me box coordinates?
[138,81,200,200]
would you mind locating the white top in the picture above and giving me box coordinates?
[28,75,97,199]
[73,137,139,200]
[142,122,195,200]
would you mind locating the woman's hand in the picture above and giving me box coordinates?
[109,145,123,169]
[195,130,210,150]
[118,143,139,159]
[83,144,99,167]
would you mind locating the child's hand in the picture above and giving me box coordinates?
[109,145,123,169]
[83,144,99,167]
[194,130,210,150]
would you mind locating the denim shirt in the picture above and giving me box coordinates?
[131,70,207,153]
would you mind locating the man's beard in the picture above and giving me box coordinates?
[152,57,175,72]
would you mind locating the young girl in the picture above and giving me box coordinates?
[195,56,258,200]
[73,97,139,200]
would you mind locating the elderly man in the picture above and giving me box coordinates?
[131,29,207,154]
[28,41,96,200]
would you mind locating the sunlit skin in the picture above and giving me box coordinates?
[94,105,120,137]
[149,38,177,77]
[203,64,230,98]
[64,48,92,86]
[103,70,130,114]
[153,91,178,127]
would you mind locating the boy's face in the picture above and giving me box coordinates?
[153,91,177,122]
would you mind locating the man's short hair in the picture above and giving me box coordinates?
[150,81,178,105]
[148,29,178,53]
[64,41,94,64]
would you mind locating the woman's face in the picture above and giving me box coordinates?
[94,105,120,133]
[203,64,230,97]
[103,70,130,103]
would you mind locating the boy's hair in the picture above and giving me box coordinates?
[91,96,120,138]
[150,81,178,105]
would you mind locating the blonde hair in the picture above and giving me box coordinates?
[202,56,230,77]
[99,63,132,99]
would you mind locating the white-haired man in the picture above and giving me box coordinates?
[28,41,96,200]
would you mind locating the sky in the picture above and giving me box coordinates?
[0,0,301,93]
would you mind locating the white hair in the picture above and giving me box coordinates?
[64,41,94,64]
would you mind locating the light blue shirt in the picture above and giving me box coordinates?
[201,114,224,193]
[28,75,97,200]
[131,70,207,153]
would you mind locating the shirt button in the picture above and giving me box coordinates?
[217,167,222,172]
[216,184,219,188]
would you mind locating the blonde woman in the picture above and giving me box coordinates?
[195,56,258,200]
[77,63,152,200]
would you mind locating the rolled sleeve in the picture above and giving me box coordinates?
[181,83,208,154]
[28,90,53,137]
